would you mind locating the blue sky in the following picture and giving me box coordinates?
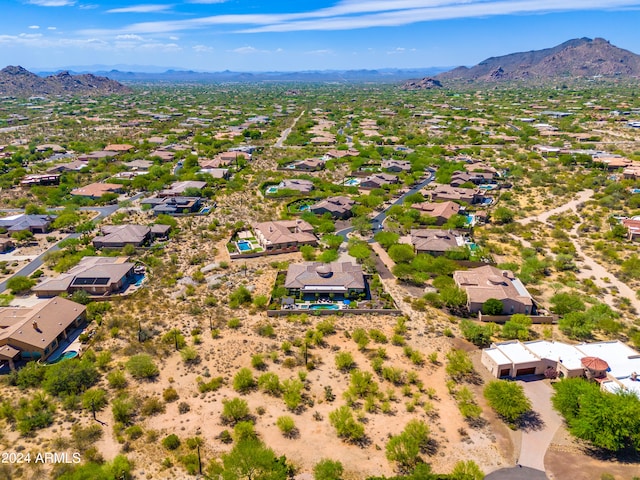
[3,1,640,71]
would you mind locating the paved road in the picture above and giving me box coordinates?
[336,173,435,241]
[517,380,562,472]
[274,110,305,148]
[0,193,145,293]
[485,466,548,480]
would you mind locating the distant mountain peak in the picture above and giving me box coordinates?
[0,65,132,97]
[436,37,640,82]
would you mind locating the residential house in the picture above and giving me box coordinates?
[284,262,366,297]
[77,151,118,162]
[20,174,60,186]
[35,143,66,153]
[0,238,14,253]
[70,183,123,199]
[310,196,355,219]
[0,297,86,367]
[623,165,640,180]
[93,225,151,249]
[104,144,135,153]
[482,340,640,397]
[253,220,317,252]
[622,218,640,241]
[141,196,202,215]
[199,168,230,180]
[46,160,89,173]
[33,256,135,298]
[158,180,207,197]
[411,201,460,225]
[360,173,399,189]
[453,265,534,315]
[124,159,153,170]
[427,185,484,205]
[450,171,494,187]
[291,158,325,172]
[323,149,359,160]
[0,214,54,234]
[278,179,315,194]
[409,229,465,256]
[381,159,411,173]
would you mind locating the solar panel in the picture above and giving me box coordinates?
[72,277,96,285]
[94,278,109,285]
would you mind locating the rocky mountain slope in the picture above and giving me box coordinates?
[433,37,640,83]
[0,65,132,96]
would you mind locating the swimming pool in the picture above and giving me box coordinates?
[632,189,640,194]
[299,205,310,211]
[479,184,496,190]
[200,207,211,214]
[310,304,340,310]
[237,240,252,252]
[46,350,78,364]
[344,178,360,186]
[132,273,145,286]
[266,186,279,194]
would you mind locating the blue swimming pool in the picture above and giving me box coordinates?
[266,186,279,194]
[132,273,145,286]
[479,184,496,190]
[344,178,360,186]
[310,304,339,310]
[46,350,78,364]
[632,188,640,194]
[299,205,310,211]
[237,240,252,252]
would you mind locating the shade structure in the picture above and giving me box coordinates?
[581,356,609,371]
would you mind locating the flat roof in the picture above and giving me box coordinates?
[484,347,511,366]
[575,341,640,378]
[602,378,640,398]
[494,341,538,364]
[524,340,585,371]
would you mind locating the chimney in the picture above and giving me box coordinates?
[32,321,39,331]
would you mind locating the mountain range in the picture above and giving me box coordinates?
[0,66,132,97]
[434,37,640,83]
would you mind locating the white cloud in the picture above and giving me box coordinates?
[193,44,213,53]
[47,26,57,30]
[28,0,75,6]
[169,36,179,40]
[79,0,640,37]
[116,34,144,40]
[230,46,259,54]
[107,4,173,14]
[305,49,334,56]
[28,25,40,29]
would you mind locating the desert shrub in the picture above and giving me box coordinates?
[125,354,159,379]
[258,372,282,396]
[163,387,179,402]
[276,416,297,438]
[81,389,108,412]
[111,395,137,424]
[227,318,242,329]
[221,398,251,425]
[198,376,224,393]
[43,359,99,397]
[329,406,365,443]
[107,370,127,389]
[251,354,267,370]
[180,346,200,364]
[140,397,165,416]
[335,352,356,372]
[282,378,304,411]
[369,329,388,344]
[484,381,531,425]
[313,459,344,480]
[162,434,181,450]
[233,368,256,393]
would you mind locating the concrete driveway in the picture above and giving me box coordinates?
[517,379,563,471]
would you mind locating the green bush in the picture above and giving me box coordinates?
[221,398,250,425]
[329,406,365,443]
[162,434,181,450]
[276,416,297,437]
[126,354,159,379]
[484,380,531,425]
[335,352,356,372]
[233,368,256,393]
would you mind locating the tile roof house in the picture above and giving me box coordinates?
[427,184,484,205]
[381,159,411,173]
[33,256,135,298]
[158,180,207,197]
[46,160,89,173]
[0,214,55,234]
[253,220,318,252]
[409,229,465,256]
[360,173,399,189]
[278,179,315,194]
[77,151,118,161]
[104,144,135,152]
[310,196,355,219]
[284,262,365,295]
[0,297,86,366]
[70,183,123,199]
[622,218,640,240]
[323,149,360,160]
[291,158,325,171]
[92,225,152,249]
[411,201,460,225]
[453,265,534,315]
[450,171,494,187]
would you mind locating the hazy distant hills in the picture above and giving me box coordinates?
[0,66,132,97]
[33,67,449,84]
[434,37,640,83]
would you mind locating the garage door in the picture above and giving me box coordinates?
[499,368,510,377]
[516,367,536,376]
